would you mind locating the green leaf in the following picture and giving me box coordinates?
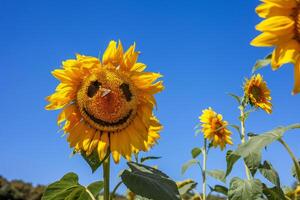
[42,172,102,200]
[177,180,197,196]
[228,177,263,200]
[252,53,272,73]
[81,150,109,173]
[259,161,280,187]
[262,184,286,200]
[140,156,161,163]
[235,124,300,158]
[121,162,180,200]
[225,150,240,177]
[209,185,228,196]
[181,159,200,175]
[244,151,261,176]
[191,148,202,159]
[207,170,226,183]
[228,93,242,104]
[87,181,104,197]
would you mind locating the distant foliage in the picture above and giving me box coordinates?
[0,176,45,200]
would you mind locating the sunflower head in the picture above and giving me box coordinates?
[251,0,300,94]
[244,74,272,114]
[199,107,233,150]
[46,40,164,163]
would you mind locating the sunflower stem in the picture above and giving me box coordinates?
[103,154,110,200]
[202,138,207,200]
[278,138,300,183]
[239,105,252,180]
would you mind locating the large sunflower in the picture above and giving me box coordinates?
[199,107,233,150]
[244,74,272,114]
[251,0,300,94]
[46,40,164,163]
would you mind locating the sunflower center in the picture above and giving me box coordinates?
[250,86,263,101]
[77,68,137,132]
[293,4,300,40]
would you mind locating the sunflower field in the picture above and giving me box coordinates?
[1,0,300,200]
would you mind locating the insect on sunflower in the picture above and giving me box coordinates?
[46,40,164,163]
[244,74,272,114]
[199,107,233,150]
[251,0,300,94]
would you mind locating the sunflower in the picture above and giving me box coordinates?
[199,107,233,150]
[46,40,164,163]
[251,0,300,94]
[244,74,272,114]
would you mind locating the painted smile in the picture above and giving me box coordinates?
[83,107,133,127]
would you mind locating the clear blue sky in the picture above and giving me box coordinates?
[1,0,299,194]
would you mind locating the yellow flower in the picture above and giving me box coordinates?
[199,108,233,150]
[46,40,164,163]
[251,0,300,94]
[244,74,272,114]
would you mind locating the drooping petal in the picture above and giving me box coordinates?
[271,40,300,70]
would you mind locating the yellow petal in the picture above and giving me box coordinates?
[121,43,139,71]
[256,3,293,18]
[131,63,147,72]
[102,40,123,66]
[97,132,109,160]
[251,32,293,47]
[262,0,297,8]
[293,59,300,94]
[256,16,295,35]
[271,40,300,70]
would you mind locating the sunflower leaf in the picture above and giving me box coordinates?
[235,124,300,158]
[181,159,200,175]
[262,184,286,200]
[209,185,228,196]
[228,177,263,200]
[81,150,110,173]
[207,170,226,183]
[140,156,161,163]
[41,172,103,200]
[225,150,240,177]
[244,151,262,176]
[121,162,180,200]
[259,161,280,187]
[191,148,202,159]
[252,53,272,74]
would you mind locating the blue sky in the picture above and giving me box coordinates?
[1,0,300,194]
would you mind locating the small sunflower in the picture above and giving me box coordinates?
[46,40,164,163]
[244,74,272,114]
[199,107,233,150]
[251,0,300,94]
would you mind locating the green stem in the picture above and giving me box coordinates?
[239,105,252,180]
[278,138,300,183]
[202,138,207,200]
[103,155,110,200]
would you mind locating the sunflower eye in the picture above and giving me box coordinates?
[120,83,132,102]
[87,81,101,98]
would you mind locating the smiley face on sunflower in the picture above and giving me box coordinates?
[46,41,164,163]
